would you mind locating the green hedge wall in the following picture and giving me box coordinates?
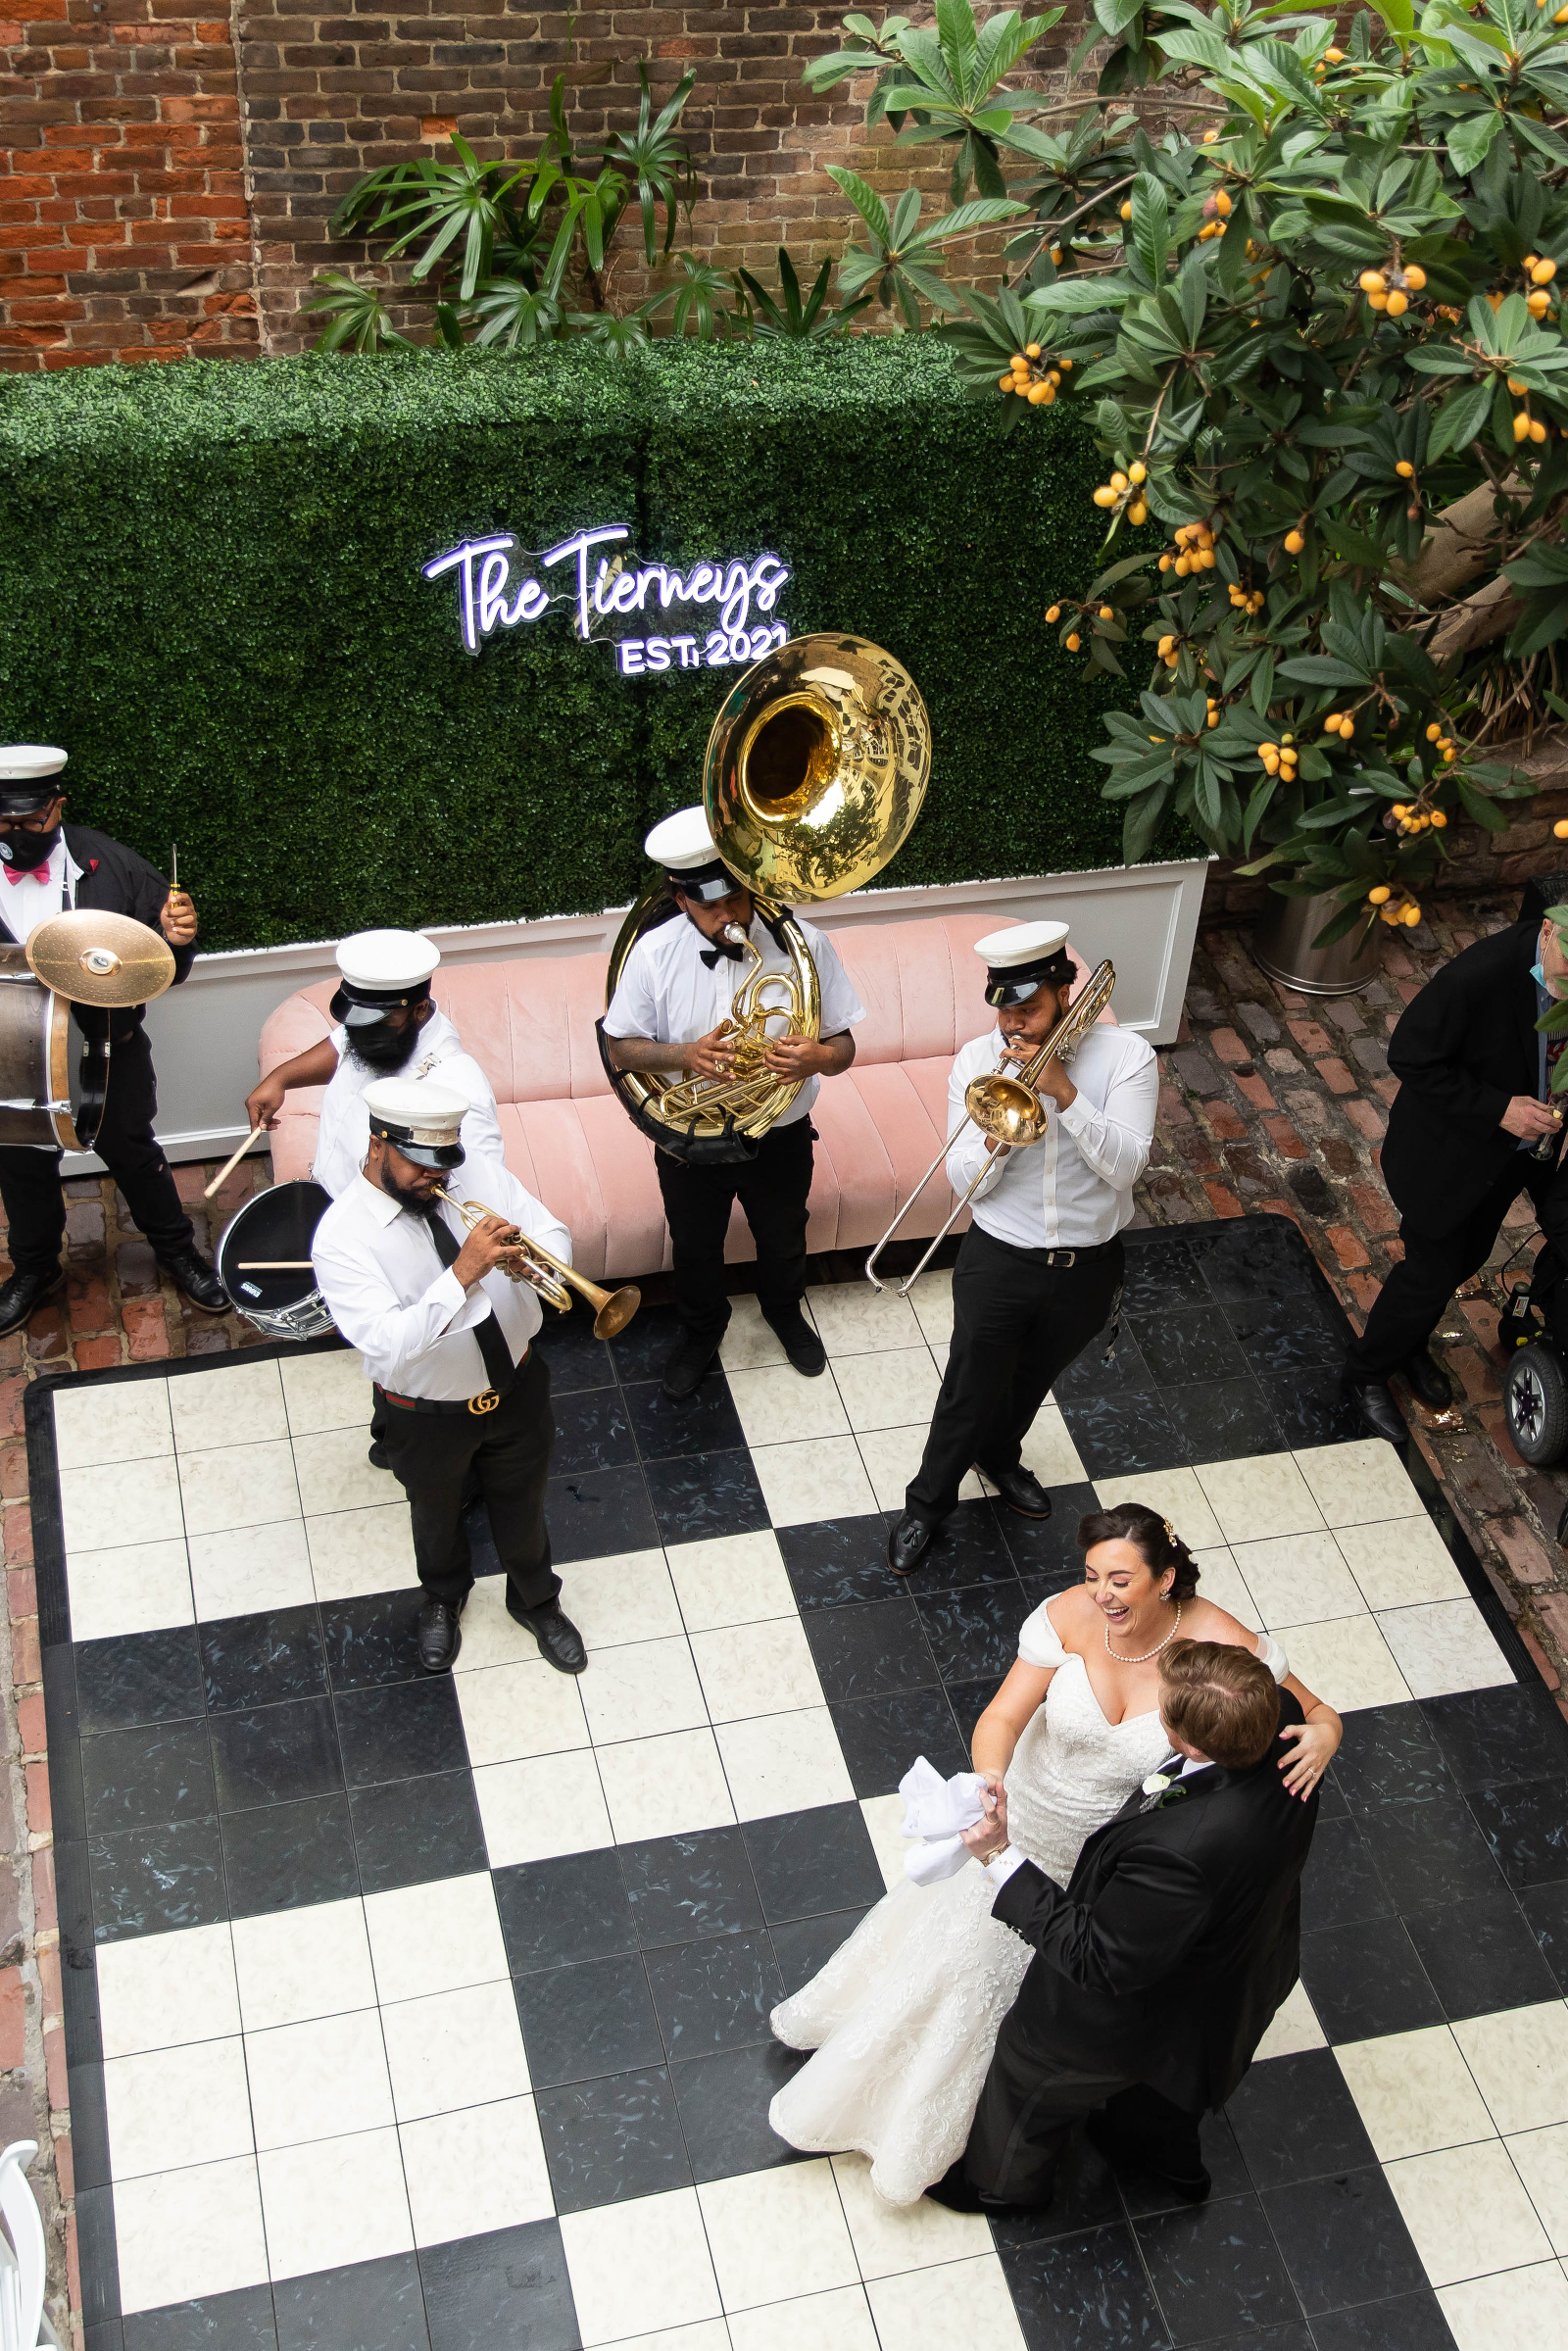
[0,339,1182,954]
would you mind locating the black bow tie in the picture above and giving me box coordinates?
[700,939,746,968]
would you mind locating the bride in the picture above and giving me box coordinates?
[769,1500,1343,2205]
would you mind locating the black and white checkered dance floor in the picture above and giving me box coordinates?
[32,1217,1568,2351]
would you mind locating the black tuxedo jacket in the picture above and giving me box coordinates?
[992,1690,1318,2114]
[1380,921,1539,1238]
[0,826,195,1043]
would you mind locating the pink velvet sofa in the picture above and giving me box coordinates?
[258,912,1108,1281]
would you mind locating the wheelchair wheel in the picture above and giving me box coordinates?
[1505,1342,1568,1466]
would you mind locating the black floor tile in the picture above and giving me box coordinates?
[551,1387,638,1476]
[743,1802,885,1924]
[1524,1878,1568,1990]
[944,1676,1000,1744]
[74,2184,120,2329]
[915,1581,1028,1683]
[986,2128,1125,2247]
[89,1816,226,1942]
[60,1890,101,2064]
[1189,1215,1324,1307]
[777,1513,898,1609]
[80,1721,215,1839]
[622,1375,744,1462]
[319,1592,425,1692]
[494,1849,637,1974]
[898,1496,1021,1593]
[1333,1704,1454,1809]
[1261,2165,1427,2317]
[668,2037,807,2180]
[1224,2050,1378,2191]
[1423,1682,1568,1792]
[997,1484,1101,1584]
[1308,2291,1460,2349]
[1224,1290,1346,1374]
[272,2251,428,2351]
[643,1447,768,1544]
[607,1300,684,1385]
[75,1627,204,1734]
[532,1301,616,1396]
[769,1906,867,1997]
[514,1952,663,2087]
[536,2064,691,2213]
[334,1676,467,1788]
[1403,1886,1562,2019]
[121,2282,280,2350]
[644,1927,784,2057]
[1261,1364,1367,1449]
[418,2218,579,2351]
[68,2057,111,2192]
[220,1790,360,1917]
[803,1597,937,1700]
[209,1696,342,1813]
[546,1464,659,1565]
[1122,1235,1213,1313]
[1298,1817,1395,1932]
[1470,1774,1568,1888]
[620,1826,764,1946]
[1298,1917,1445,2041]
[997,2223,1174,2349]
[1352,1792,1508,1910]
[831,1687,969,1798]
[350,1768,485,1892]
[84,2327,122,2351]
[42,1643,85,1842]
[1052,1324,1155,1397]
[1056,1390,1186,1479]
[1154,2327,1311,2351]
[1136,1305,1253,1390]
[199,1606,326,1716]
[1161,1377,1286,1463]
[1134,2191,1299,2342]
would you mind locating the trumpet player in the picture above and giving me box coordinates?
[311,1076,586,1679]
[887,925,1158,1578]
[603,807,864,1400]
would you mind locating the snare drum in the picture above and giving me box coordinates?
[218,1181,335,1343]
[0,947,103,1151]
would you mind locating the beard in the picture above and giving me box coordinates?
[378,1163,438,1213]
[347,1021,418,1074]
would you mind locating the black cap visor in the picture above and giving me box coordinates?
[330,980,431,1029]
[0,784,61,819]
[369,1122,466,1171]
[668,858,741,906]
[984,951,1074,1010]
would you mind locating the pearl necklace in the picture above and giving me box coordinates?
[1105,1600,1182,1664]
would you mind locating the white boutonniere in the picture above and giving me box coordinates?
[1141,1773,1169,1796]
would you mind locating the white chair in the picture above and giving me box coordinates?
[0,2144,62,2350]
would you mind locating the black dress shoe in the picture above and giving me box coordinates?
[887,1512,935,1577]
[662,1330,720,1400]
[0,1267,63,1338]
[1085,2114,1209,2203]
[510,1598,587,1674]
[1403,1347,1453,1409]
[762,1302,826,1377]
[980,1462,1053,1519]
[416,1597,463,1673]
[1344,1374,1407,1444]
[368,1440,391,1471]
[159,1247,228,1315]
[924,2159,1041,2219]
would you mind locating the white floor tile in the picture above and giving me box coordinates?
[103,2036,254,2181]
[1335,1514,1469,1612]
[908,1267,954,1348]
[728,1361,852,1446]
[53,1377,172,1470]
[381,1979,531,2121]
[96,1921,238,2059]
[305,1499,418,1601]
[561,2186,723,2346]
[859,1792,907,1892]
[864,2251,1027,2350]
[60,1453,183,1554]
[831,1348,942,1435]
[231,1895,376,2033]
[720,1293,796,1371]
[596,2326,729,2351]
[400,2093,554,2246]
[168,1356,287,1453]
[597,1727,738,1842]
[177,1439,300,1539]
[1271,1612,1411,1713]
[279,1347,372,1436]
[1336,2027,1496,2161]
[1506,2123,1568,2255]
[1011,1404,1087,1491]
[1251,1981,1325,2063]
[558,1548,683,1648]
[1294,1436,1421,1526]
[1194,1453,1324,1544]
[1187,1546,1259,1632]
[1231,1533,1365,1632]
[698,2158,858,2309]
[1439,2261,1568,2351]
[1456,2003,1568,2134]
[292,1423,401,1516]
[188,1519,315,1622]
[858,1424,981,1512]
[1090,1466,1224,1552]
[579,1634,708,1746]
[451,1576,547,1673]
[750,1435,878,1529]
[831,2149,991,2277]
[691,1616,824,1721]
[668,1529,796,1632]
[456,1655,591,1767]
[245,2007,395,2152]
[112,2155,269,2316]
[810,1285,926,1356]
[258,2125,415,2280]
[474,1751,616,1865]
[716,1707,853,1819]
[1386,2138,1554,2285]
[362,1872,510,2005]
[1378,1597,1513,1701]
[727,2285,879,2350]
[66,1536,192,1641]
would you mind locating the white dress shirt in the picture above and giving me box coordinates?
[603,910,865,1127]
[312,1150,572,1399]
[0,836,80,946]
[312,1008,506,1199]
[945,1023,1157,1251]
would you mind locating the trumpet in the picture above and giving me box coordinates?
[432,1189,642,1341]
[864,960,1116,1297]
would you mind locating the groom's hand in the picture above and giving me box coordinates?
[961,1782,1010,1861]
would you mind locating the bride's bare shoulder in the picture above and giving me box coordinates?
[1044,1585,1094,1650]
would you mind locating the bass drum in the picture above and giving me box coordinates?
[0,947,104,1151]
[218,1181,336,1344]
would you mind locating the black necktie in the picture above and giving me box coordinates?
[700,939,745,968]
[421,1209,516,1396]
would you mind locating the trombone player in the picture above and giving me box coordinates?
[887,925,1158,1578]
[311,1075,586,1679]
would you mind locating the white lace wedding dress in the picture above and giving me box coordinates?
[768,1601,1290,2204]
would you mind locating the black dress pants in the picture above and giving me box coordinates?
[0,1029,194,1278]
[906,1227,1122,1524]
[964,2002,1202,2207]
[656,1117,814,1346]
[1346,1152,1568,1381]
[376,1347,561,1612]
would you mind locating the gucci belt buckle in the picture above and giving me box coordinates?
[467,1389,501,1415]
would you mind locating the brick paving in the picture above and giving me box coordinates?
[7,906,1568,2340]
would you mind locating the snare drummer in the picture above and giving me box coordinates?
[0,745,227,1334]
[312,1077,587,1679]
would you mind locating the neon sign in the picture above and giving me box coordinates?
[423,525,791,676]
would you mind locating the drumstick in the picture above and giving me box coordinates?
[237,1260,314,1270]
[205,1125,266,1199]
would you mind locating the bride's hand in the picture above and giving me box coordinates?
[961,1781,1009,1860]
[1277,1719,1337,1801]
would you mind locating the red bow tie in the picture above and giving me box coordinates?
[1,861,40,884]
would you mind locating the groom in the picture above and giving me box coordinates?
[931,1640,1319,2213]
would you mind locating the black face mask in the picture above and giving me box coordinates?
[0,823,60,872]
[346,1019,416,1073]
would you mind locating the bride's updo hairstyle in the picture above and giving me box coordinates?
[1077,1502,1200,1602]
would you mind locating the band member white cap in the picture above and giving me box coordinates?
[975,921,1075,1009]
[0,748,67,783]
[362,1076,467,1169]
[331,928,442,1028]
[645,807,738,905]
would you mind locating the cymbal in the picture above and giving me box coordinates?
[25,911,176,1008]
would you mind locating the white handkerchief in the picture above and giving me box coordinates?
[900,1756,985,1886]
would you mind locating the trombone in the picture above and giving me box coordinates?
[864,960,1116,1297]
[433,1189,642,1341]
